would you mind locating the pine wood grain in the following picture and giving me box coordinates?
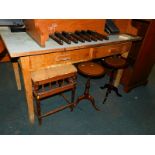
[20,56,34,124]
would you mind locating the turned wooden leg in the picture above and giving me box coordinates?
[75,78,99,111]
[84,78,90,95]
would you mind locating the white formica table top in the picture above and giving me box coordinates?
[0,27,141,58]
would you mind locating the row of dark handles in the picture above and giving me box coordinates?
[49,30,109,45]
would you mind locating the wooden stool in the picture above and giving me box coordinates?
[75,62,105,110]
[100,55,127,104]
[31,64,77,125]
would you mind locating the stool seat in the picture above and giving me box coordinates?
[31,64,77,83]
[103,56,126,69]
[77,62,105,77]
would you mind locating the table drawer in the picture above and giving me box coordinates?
[54,48,91,63]
[29,48,91,71]
[93,42,132,58]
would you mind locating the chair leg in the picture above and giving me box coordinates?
[70,87,76,111]
[36,99,42,125]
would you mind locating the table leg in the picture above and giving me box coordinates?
[20,57,35,124]
[114,69,123,87]
[114,52,129,87]
[12,61,21,90]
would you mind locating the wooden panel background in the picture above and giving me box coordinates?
[114,19,138,35]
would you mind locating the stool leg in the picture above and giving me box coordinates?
[113,86,122,97]
[102,87,111,104]
[101,69,122,104]
[110,69,115,84]
[75,78,99,111]
[110,69,122,97]
[70,87,76,111]
[101,70,114,104]
[100,84,109,90]
[36,99,42,125]
[72,87,76,102]
[88,94,100,111]
[84,77,91,95]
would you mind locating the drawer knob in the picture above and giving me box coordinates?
[55,54,71,62]
[109,48,119,53]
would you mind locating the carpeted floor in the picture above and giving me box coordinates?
[0,62,155,135]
